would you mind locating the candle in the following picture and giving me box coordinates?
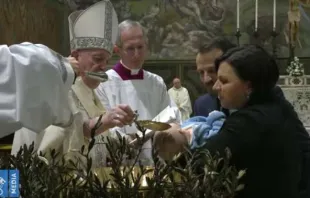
[255,0,258,31]
[237,0,240,31]
[273,0,276,31]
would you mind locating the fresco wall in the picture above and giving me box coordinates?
[2,0,310,59]
[105,0,310,59]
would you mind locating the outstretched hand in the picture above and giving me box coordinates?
[84,104,136,138]
[102,104,135,129]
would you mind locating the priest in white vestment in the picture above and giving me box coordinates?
[0,43,81,138]
[168,78,192,121]
[95,20,182,164]
[12,1,135,168]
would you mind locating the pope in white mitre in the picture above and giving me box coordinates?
[11,0,135,168]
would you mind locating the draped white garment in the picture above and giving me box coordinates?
[95,69,182,164]
[168,87,192,121]
[12,78,110,168]
[0,42,74,138]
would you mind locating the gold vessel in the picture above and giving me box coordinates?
[134,120,171,131]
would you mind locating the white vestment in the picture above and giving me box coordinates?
[95,66,181,163]
[11,0,119,168]
[12,78,110,168]
[0,42,74,138]
[168,87,192,121]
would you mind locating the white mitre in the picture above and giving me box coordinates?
[68,0,118,54]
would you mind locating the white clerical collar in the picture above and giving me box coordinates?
[120,60,141,75]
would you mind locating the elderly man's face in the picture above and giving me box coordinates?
[74,49,110,89]
[117,26,147,69]
[173,78,181,89]
[196,48,223,95]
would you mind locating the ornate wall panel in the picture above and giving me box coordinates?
[278,75,310,131]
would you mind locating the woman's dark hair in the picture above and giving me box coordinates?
[215,45,279,95]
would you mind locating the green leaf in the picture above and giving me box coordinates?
[236,184,245,191]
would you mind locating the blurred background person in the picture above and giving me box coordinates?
[168,77,192,121]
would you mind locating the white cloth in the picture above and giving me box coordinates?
[168,87,192,121]
[12,78,110,168]
[95,69,181,163]
[0,42,74,138]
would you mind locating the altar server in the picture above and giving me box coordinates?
[95,20,181,164]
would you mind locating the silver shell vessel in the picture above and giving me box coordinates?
[85,71,109,82]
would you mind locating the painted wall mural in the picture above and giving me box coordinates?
[111,0,310,59]
[58,0,310,59]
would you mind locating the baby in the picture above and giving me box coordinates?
[182,110,226,149]
[153,110,226,160]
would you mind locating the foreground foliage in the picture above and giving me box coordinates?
[1,120,245,198]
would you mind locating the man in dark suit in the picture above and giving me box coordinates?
[192,38,309,197]
[194,38,285,116]
[194,38,236,116]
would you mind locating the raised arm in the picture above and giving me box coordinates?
[0,42,76,137]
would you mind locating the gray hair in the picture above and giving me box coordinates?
[115,19,148,47]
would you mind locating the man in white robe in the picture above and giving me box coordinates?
[168,78,192,121]
[95,20,181,164]
[12,1,135,168]
[0,42,80,138]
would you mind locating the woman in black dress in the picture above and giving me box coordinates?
[154,45,310,198]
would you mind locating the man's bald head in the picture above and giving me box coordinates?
[173,78,181,89]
